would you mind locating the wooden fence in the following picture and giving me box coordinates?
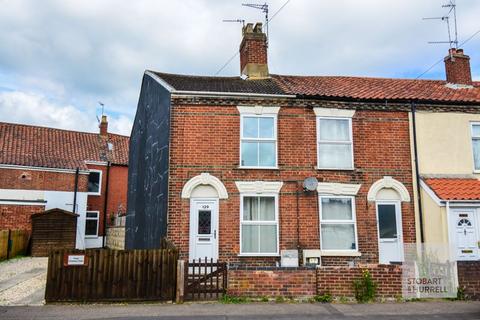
[45,248,178,302]
[0,229,30,261]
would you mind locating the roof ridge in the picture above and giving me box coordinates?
[271,74,447,83]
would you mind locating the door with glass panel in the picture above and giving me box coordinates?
[376,201,404,264]
[452,209,478,261]
[189,199,218,261]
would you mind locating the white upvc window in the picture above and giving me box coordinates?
[471,123,480,171]
[240,194,279,256]
[240,113,277,168]
[317,117,354,169]
[319,196,358,252]
[85,211,99,237]
[87,170,102,195]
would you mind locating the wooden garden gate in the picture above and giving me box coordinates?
[185,258,227,300]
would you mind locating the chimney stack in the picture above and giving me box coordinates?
[444,48,473,86]
[240,22,269,79]
[99,115,108,136]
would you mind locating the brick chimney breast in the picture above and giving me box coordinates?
[99,115,108,136]
[240,22,269,79]
[444,48,473,86]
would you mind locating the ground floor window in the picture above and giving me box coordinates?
[85,211,99,237]
[319,196,357,251]
[240,195,278,255]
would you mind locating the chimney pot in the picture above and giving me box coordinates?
[444,48,472,86]
[239,21,269,79]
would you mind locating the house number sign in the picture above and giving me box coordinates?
[63,253,88,266]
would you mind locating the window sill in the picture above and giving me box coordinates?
[238,253,280,257]
[238,166,279,170]
[320,250,361,257]
[315,167,355,171]
[85,235,99,239]
[87,192,101,196]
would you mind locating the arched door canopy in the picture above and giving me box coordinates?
[181,173,228,199]
[367,176,410,202]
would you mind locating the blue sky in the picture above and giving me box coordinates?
[0,0,479,136]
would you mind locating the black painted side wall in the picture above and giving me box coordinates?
[126,73,171,249]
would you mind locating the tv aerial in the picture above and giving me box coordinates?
[423,0,459,54]
[242,2,269,47]
[222,19,246,27]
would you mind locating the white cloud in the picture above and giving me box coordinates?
[0,0,479,133]
[0,91,132,136]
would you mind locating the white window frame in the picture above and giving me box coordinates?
[319,195,359,254]
[316,116,354,170]
[87,169,102,196]
[470,122,480,172]
[239,193,279,256]
[239,114,278,169]
[85,210,99,238]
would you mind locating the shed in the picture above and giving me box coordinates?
[31,208,78,257]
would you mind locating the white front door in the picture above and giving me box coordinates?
[377,201,404,264]
[453,209,478,261]
[189,199,218,261]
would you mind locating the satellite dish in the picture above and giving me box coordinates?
[303,177,318,192]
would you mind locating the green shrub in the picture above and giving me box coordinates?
[275,296,285,303]
[220,295,249,304]
[353,269,377,303]
[313,293,333,303]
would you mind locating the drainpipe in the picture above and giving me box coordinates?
[73,167,79,214]
[102,161,111,248]
[411,102,425,243]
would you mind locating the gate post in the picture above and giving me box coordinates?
[176,260,185,303]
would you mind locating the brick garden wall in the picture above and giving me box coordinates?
[228,268,316,297]
[316,264,402,298]
[457,261,480,300]
[167,100,416,266]
[227,264,402,298]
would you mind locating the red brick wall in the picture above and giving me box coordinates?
[458,261,480,300]
[168,105,416,266]
[316,264,402,298]
[0,168,88,192]
[86,164,128,237]
[0,205,45,231]
[105,165,128,222]
[228,268,316,297]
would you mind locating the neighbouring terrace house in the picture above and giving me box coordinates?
[127,23,480,297]
[0,116,129,249]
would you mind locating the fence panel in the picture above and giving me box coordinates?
[45,248,178,302]
[0,229,30,261]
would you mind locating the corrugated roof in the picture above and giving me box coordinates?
[424,178,480,201]
[0,122,129,170]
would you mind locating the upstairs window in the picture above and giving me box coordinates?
[472,124,480,171]
[88,170,102,195]
[317,117,353,169]
[240,115,277,168]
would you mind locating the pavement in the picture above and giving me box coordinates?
[0,301,479,320]
[0,257,48,306]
